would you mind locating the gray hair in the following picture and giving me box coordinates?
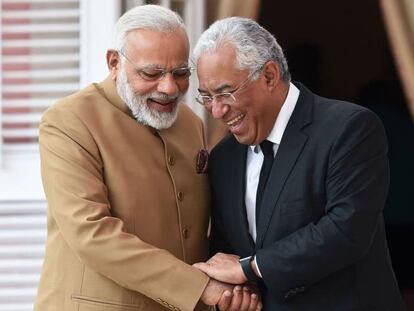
[112,4,186,51]
[193,17,290,81]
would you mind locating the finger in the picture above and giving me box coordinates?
[247,293,259,311]
[193,262,206,269]
[255,300,263,311]
[216,253,239,261]
[228,286,243,311]
[239,287,252,311]
[217,290,232,311]
[211,252,222,260]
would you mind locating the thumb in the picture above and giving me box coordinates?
[193,262,211,274]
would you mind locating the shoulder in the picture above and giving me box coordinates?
[303,88,384,138]
[314,94,366,120]
[296,82,373,123]
[39,84,106,153]
[314,95,384,135]
[39,99,102,166]
[42,83,103,123]
[175,103,205,139]
[177,103,204,128]
[295,83,387,153]
[209,134,240,169]
[309,95,388,165]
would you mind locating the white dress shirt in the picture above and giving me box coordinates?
[245,82,299,276]
[245,82,299,241]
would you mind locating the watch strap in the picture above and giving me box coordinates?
[239,256,259,282]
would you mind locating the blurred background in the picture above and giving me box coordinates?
[0,0,413,310]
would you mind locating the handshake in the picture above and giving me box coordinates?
[194,253,262,311]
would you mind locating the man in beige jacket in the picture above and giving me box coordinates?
[34,5,261,311]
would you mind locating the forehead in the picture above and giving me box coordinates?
[197,45,247,91]
[125,28,189,65]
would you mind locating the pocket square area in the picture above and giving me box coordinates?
[196,149,209,174]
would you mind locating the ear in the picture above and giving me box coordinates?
[106,49,121,81]
[262,61,280,91]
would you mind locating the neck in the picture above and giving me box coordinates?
[263,80,289,138]
[274,80,290,108]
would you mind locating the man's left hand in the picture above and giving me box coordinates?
[194,253,247,284]
[217,285,262,311]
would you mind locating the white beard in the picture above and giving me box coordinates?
[116,67,182,130]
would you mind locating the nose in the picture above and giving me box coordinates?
[210,100,230,119]
[156,73,180,96]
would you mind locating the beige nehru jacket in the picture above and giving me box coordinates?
[34,76,212,311]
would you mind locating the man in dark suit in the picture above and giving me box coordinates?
[192,17,405,310]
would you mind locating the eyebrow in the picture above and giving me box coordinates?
[174,62,189,68]
[198,83,234,95]
[133,62,189,70]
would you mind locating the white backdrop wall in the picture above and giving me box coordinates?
[0,1,205,310]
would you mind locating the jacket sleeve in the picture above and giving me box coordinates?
[207,146,235,256]
[39,106,209,311]
[256,109,389,298]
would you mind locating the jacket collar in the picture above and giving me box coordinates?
[94,75,134,118]
[255,82,314,247]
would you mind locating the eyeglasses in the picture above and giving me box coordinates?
[195,66,264,107]
[117,50,194,82]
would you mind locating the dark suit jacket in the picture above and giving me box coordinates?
[209,83,405,310]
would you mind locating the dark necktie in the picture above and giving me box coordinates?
[256,140,274,219]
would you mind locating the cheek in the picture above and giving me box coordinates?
[129,79,156,96]
[176,79,189,94]
[244,97,264,118]
[246,115,258,133]
[121,67,154,95]
[244,107,260,132]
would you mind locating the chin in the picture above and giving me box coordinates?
[145,105,180,130]
[234,134,252,145]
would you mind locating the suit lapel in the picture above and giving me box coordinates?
[256,83,313,248]
[229,140,256,253]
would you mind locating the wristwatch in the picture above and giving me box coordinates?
[239,255,259,282]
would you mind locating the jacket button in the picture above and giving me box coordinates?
[177,191,184,201]
[297,286,305,292]
[182,228,189,238]
[168,155,175,166]
[284,289,295,299]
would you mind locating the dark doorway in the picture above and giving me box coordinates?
[259,0,414,308]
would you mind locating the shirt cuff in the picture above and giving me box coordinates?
[253,255,263,278]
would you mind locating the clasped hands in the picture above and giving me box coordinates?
[195,253,262,311]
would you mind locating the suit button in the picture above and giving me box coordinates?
[182,228,189,238]
[168,155,175,166]
[177,191,184,201]
[284,289,295,299]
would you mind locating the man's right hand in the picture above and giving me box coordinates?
[200,279,262,311]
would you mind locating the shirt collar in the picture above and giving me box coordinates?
[250,82,300,152]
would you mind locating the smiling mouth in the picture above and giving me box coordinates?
[227,114,245,127]
[148,98,178,113]
[149,98,176,106]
